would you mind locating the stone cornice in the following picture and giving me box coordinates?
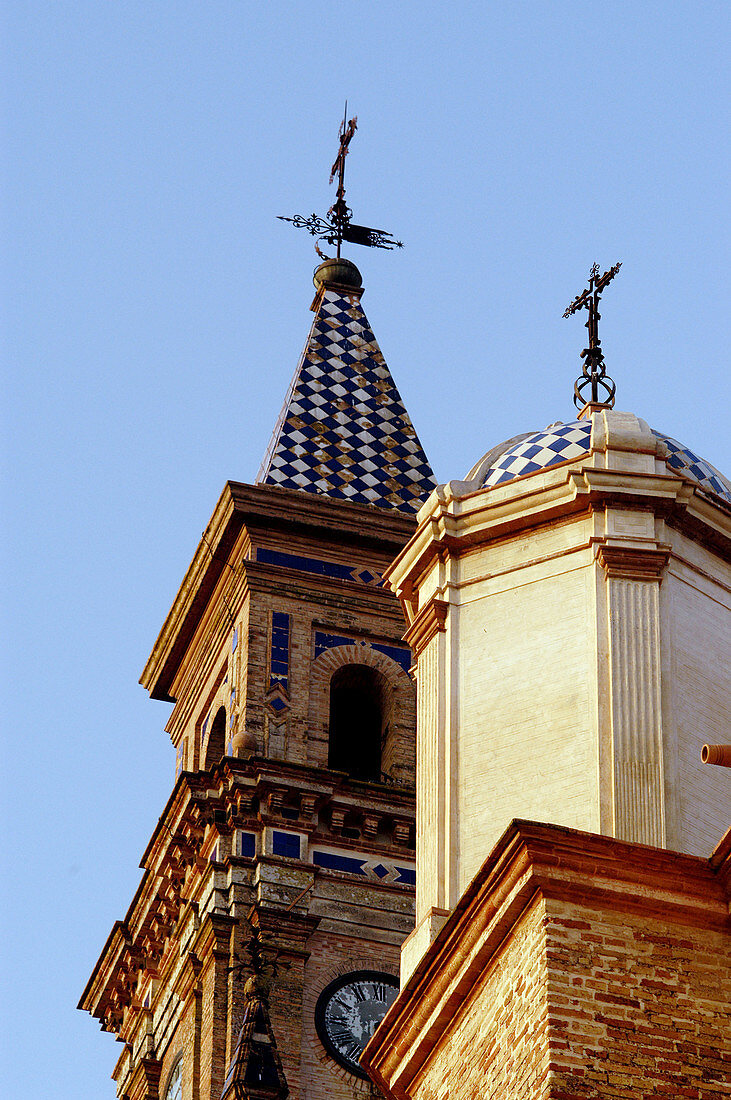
[710,826,731,899]
[403,597,448,658]
[82,757,416,1032]
[239,559,403,614]
[141,481,416,702]
[140,484,240,701]
[165,552,407,732]
[387,460,731,605]
[250,900,321,957]
[362,820,729,1098]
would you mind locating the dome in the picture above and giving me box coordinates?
[466,417,731,503]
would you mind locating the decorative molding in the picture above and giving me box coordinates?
[596,542,670,581]
[403,597,448,658]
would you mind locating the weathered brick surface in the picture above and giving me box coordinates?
[365,824,731,1100]
[542,900,731,1099]
[84,486,418,1100]
[410,897,549,1100]
[300,931,403,1099]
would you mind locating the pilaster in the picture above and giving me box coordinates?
[596,538,670,846]
[173,950,204,1100]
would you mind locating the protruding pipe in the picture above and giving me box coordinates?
[701,744,731,767]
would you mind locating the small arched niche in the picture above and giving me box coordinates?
[328,664,390,782]
[203,705,226,769]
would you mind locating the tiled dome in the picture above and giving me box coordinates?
[653,430,731,502]
[467,418,731,503]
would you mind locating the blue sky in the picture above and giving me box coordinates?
[2,3,729,1097]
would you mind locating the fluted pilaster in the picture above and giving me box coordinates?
[598,544,669,846]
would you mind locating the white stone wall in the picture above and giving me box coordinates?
[390,409,731,984]
[456,534,599,896]
[663,533,731,856]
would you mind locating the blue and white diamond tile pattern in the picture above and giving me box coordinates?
[480,420,593,488]
[257,288,436,513]
[477,418,731,504]
[311,847,415,885]
[652,431,731,503]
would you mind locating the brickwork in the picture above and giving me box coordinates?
[308,643,415,782]
[83,484,418,1100]
[168,489,418,782]
[410,896,549,1100]
[301,932,402,1100]
[405,894,731,1100]
[364,822,731,1100]
[269,953,308,1098]
[543,899,731,1098]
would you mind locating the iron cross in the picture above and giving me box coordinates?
[278,109,402,258]
[330,110,357,195]
[327,108,358,258]
[564,262,622,409]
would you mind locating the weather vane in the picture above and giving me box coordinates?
[564,261,622,410]
[278,105,403,259]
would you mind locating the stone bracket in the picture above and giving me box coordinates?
[403,597,448,658]
[595,541,670,581]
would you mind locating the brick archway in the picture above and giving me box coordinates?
[308,643,415,783]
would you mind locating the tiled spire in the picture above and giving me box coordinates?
[257,260,436,513]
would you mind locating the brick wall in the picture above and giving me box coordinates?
[301,930,402,1100]
[542,898,731,1098]
[364,823,731,1100]
[85,487,418,1100]
[410,896,549,1100]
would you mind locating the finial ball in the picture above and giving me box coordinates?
[313,257,363,290]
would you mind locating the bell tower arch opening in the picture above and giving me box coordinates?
[203,705,226,769]
[328,664,390,782]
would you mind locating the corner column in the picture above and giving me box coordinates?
[401,594,452,981]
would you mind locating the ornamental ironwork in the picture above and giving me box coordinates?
[279,106,402,258]
[564,261,622,409]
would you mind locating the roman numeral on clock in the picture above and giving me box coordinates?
[329,1025,352,1045]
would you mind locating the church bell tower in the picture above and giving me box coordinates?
[80,118,437,1100]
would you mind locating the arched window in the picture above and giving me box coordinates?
[163,1059,182,1100]
[204,705,226,769]
[328,665,389,781]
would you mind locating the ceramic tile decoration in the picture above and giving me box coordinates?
[477,418,731,503]
[255,547,386,586]
[653,430,731,502]
[312,630,411,672]
[269,612,290,692]
[257,288,436,512]
[480,421,593,487]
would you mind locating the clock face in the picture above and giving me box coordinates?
[315,970,399,1077]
